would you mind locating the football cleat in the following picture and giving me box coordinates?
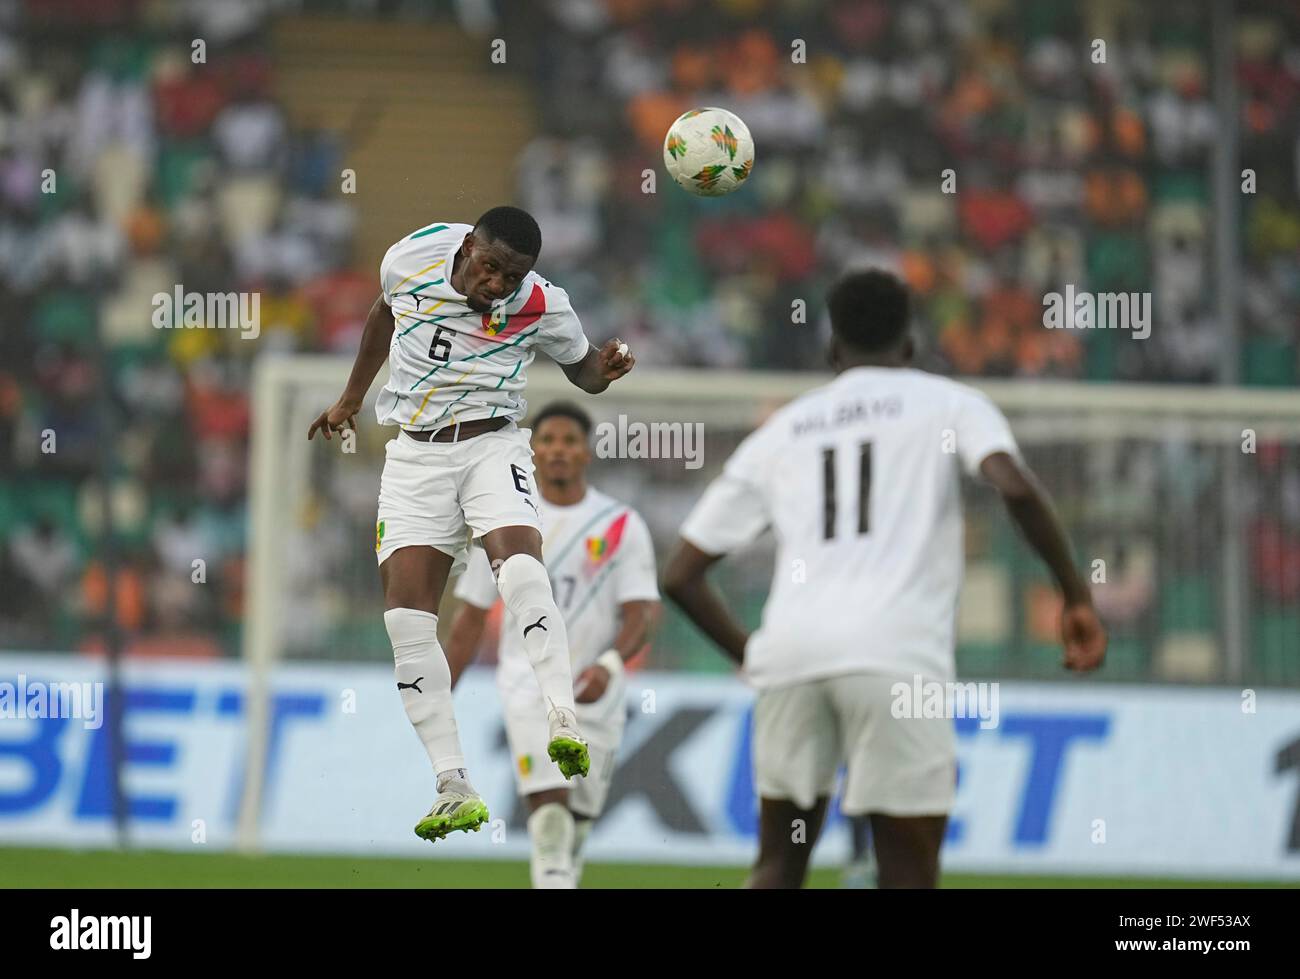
[414,787,489,842]
[546,706,590,779]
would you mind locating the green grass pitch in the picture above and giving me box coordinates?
[1,847,1286,888]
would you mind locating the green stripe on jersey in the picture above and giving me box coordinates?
[396,312,452,339]
[394,278,446,296]
[407,326,540,390]
[409,223,449,240]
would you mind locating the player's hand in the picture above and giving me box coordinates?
[1061,601,1107,672]
[573,664,610,703]
[307,399,360,441]
[597,338,635,382]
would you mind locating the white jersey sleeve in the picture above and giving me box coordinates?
[614,510,660,603]
[529,278,590,366]
[453,547,500,610]
[679,427,772,555]
[952,387,1020,476]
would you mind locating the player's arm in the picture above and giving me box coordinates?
[662,430,770,666]
[307,292,394,440]
[662,543,749,666]
[559,339,635,394]
[446,600,490,689]
[574,599,661,703]
[979,451,1106,672]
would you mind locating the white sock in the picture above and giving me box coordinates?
[495,554,577,716]
[572,817,592,886]
[527,802,576,889]
[385,608,466,775]
[435,767,476,795]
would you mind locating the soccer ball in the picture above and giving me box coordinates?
[663,107,755,197]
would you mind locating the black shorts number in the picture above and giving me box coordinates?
[510,463,531,494]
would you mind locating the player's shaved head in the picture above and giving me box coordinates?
[453,206,541,311]
[473,206,542,259]
[827,269,912,362]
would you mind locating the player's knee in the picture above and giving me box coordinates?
[384,609,449,675]
[384,608,438,648]
[495,553,554,608]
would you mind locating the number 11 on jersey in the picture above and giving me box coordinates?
[821,441,872,540]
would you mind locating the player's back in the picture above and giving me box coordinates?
[694,366,1018,688]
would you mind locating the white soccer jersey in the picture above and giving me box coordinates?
[454,487,660,695]
[680,366,1020,689]
[375,222,591,431]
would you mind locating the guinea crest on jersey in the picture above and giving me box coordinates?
[375,222,590,431]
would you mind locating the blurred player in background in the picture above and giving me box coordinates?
[308,207,635,842]
[663,269,1107,888]
[447,401,661,888]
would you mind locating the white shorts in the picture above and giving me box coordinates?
[375,424,542,575]
[753,672,957,816]
[499,674,626,819]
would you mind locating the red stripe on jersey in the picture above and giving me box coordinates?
[483,283,546,341]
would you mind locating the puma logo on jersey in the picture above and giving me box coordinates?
[523,616,548,638]
[397,677,424,693]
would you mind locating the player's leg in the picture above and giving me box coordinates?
[523,787,576,889]
[380,545,487,840]
[868,813,946,888]
[835,673,956,888]
[461,425,587,778]
[842,813,877,888]
[509,684,622,888]
[747,678,839,888]
[564,702,622,887]
[376,433,487,841]
[748,796,830,888]
[481,525,588,777]
[502,680,580,888]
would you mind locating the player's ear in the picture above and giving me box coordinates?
[901,333,916,363]
[827,336,842,371]
[461,232,475,256]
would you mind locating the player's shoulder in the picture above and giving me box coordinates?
[519,269,572,306]
[384,221,470,262]
[910,369,1001,413]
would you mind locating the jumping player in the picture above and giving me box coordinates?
[308,207,634,842]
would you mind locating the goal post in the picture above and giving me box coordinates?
[237,356,1300,850]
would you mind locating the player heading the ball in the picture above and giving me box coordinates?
[308,206,635,843]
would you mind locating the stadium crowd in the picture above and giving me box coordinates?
[0,0,1296,681]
